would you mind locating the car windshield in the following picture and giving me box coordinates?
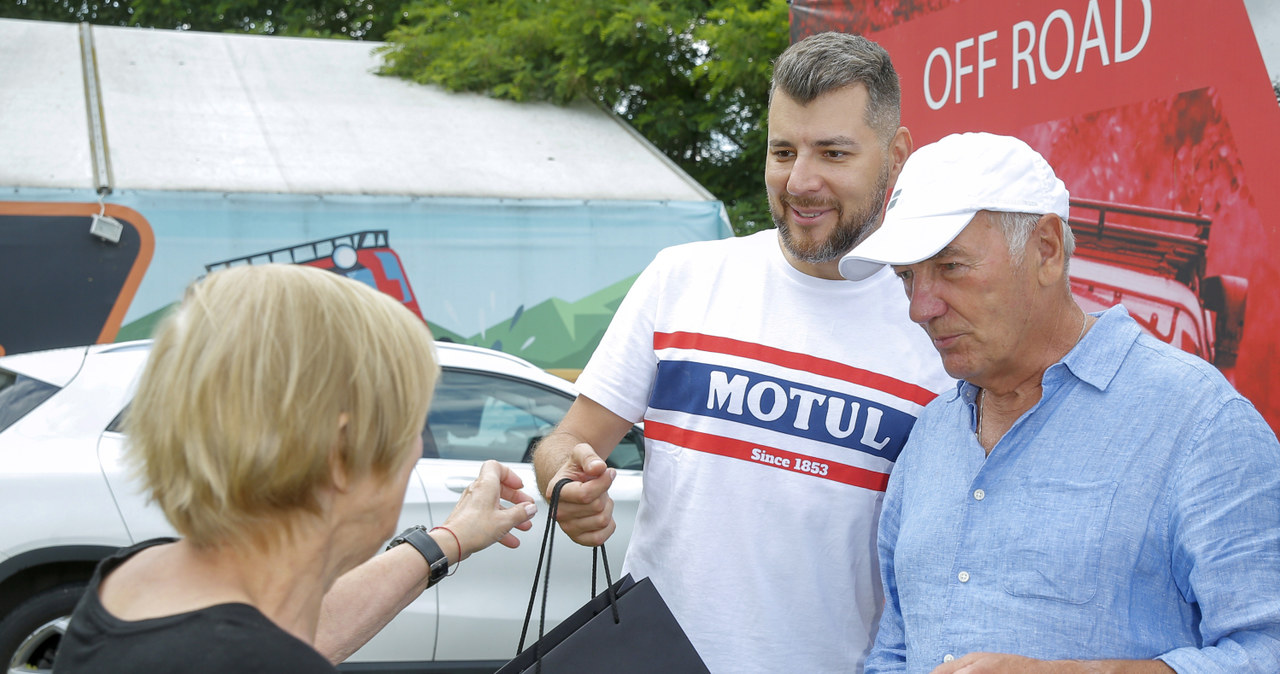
[0,369,60,433]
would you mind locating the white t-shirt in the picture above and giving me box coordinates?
[576,230,952,673]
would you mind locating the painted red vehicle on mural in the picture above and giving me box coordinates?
[204,231,423,320]
[1067,198,1247,375]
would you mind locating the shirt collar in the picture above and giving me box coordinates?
[1059,304,1141,392]
[948,304,1141,402]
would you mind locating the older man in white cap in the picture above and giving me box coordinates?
[843,132,1280,673]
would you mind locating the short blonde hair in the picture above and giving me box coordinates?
[126,264,439,548]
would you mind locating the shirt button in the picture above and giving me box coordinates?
[973,488,985,501]
[958,571,970,583]
[943,654,955,662]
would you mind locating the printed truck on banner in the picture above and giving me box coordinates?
[204,231,424,321]
[1067,198,1247,372]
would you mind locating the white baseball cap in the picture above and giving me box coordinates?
[838,132,1069,282]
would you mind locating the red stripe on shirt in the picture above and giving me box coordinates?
[645,420,891,492]
[652,331,938,407]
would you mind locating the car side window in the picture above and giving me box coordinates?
[422,368,645,470]
[104,366,648,469]
[425,369,571,464]
[606,426,646,471]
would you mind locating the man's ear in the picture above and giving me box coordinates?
[887,126,913,188]
[1033,214,1068,286]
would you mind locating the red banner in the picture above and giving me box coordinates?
[793,0,1280,430]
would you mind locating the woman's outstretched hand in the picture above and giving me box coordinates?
[439,460,537,562]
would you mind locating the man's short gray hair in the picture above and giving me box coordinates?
[770,32,902,144]
[997,211,1076,268]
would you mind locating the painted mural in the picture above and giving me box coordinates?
[2,191,729,379]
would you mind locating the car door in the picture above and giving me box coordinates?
[330,452,437,665]
[412,367,643,663]
[99,404,440,668]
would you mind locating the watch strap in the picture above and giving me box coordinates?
[387,525,450,587]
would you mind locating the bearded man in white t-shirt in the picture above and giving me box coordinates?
[533,32,952,673]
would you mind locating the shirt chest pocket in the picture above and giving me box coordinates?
[999,478,1118,605]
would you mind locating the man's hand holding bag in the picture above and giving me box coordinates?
[497,478,709,674]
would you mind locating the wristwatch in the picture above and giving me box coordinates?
[387,525,450,587]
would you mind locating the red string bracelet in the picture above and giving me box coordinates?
[431,526,462,576]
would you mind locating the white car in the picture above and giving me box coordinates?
[0,340,643,673]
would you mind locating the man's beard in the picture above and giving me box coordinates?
[771,164,891,264]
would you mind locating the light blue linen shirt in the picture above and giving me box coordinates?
[867,305,1280,673]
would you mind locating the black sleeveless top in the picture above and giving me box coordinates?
[53,538,336,673]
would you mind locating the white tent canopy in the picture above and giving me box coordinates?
[0,18,714,202]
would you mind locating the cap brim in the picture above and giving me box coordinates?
[839,211,977,281]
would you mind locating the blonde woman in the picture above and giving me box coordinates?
[52,264,536,673]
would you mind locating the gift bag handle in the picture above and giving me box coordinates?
[516,477,620,667]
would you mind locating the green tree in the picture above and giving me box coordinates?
[378,0,789,235]
[2,0,401,38]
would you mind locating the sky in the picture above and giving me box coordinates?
[1245,0,1279,82]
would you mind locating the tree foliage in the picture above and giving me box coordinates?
[2,0,401,38]
[379,0,789,234]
